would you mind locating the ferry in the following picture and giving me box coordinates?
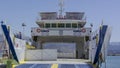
[0,0,112,68]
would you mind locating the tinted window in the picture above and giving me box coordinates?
[52,23,57,28]
[66,23,71,28]
[45,23,50,28]
[72,23,77,28]
[58,23,65,28]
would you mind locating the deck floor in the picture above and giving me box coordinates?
[15,64,93,68]
[15,59,93,68]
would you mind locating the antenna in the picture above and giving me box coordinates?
[59,0,64,18]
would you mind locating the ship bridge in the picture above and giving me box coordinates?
[36,12,86,28]
[32,12,90,37]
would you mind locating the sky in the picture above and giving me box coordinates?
[0,0,120,42]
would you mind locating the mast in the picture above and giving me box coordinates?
[59,0,64,18]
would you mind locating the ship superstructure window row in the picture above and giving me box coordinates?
[40,23,80,28]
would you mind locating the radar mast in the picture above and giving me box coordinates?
[59,0,64,18]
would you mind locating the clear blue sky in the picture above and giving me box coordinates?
[0,0,120,42]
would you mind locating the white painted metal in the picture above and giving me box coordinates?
[14,38,26,62]
[25,49,57,61]
[25,50,42,61]
[42,49,57,61]
[101,26,112,61]
[31,27,91,36]
[89,38,97,63]
[49,30,59,36]
[63,30,73,36]
[89,30,99,63]
[58,51,76,58]
[36,20,86,24]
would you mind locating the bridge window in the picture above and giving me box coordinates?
[45,23,50,28]
[72,23,77,28]
[52,23,57,28]
[58,23,65,28]
[66,23,71,28]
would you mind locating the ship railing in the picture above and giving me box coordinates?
[9,25,30,40]
[40,17,86,20]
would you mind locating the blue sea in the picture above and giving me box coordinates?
[101,56,120,68]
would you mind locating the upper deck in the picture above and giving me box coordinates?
[31,12,90,37]
[36,12,86,28]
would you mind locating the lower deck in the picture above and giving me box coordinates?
[15,64,93,68]
[33,36,89,59]
[15,59,93,68]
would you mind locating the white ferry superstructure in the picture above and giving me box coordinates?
[31,12,91,59]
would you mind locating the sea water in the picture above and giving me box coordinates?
[101,56,120,68]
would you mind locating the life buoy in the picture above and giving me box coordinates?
[36,29,41,33]
[81,28,86,33]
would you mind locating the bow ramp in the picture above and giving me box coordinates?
[1,24,19,63]
[93,25,112,64]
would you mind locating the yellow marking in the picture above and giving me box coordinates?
[19,60,25,64]
[12,65,18,68]
[51,64,58,68]
[93,64,97,68]
[12,60,25,68]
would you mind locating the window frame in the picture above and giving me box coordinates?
[51,23,57,28]
[72,23,77,28]
[66,23,71,28]
[45,23,51,28]
[58,23,65,28]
